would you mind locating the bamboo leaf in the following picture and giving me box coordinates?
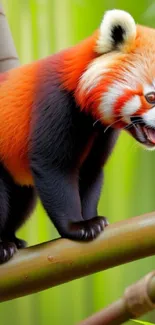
[131,320,155,325]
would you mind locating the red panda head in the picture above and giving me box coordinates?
[75,10,155,149]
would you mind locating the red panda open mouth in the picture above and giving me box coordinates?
[127,124,155,148]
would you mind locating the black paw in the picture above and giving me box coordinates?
[0,242,17,264]
[62,216,109,241]
[13,237,27,249]
[2,235,27,249]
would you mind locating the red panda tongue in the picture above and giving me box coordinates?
[145,127,155,144]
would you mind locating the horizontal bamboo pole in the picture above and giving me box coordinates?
[78,271,155,325]
[0,212,155,302]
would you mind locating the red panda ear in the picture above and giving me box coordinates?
[95,9,136,54]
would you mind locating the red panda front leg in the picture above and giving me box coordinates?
[30,85,107,240]
[31,164,107,240]
[80,127,120,220]
[80,168,104,220]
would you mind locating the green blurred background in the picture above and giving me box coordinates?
[1,0,155,324]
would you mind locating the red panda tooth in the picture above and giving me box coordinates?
[136,124,143,134]
[134,124,146,142]
[143,126,148,137]
[145,127,155,144]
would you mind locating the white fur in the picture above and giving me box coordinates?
[98,82,124,121]
[153,80,155,89]
[79,56,110,94]
[143,84,155,95]
[96,9,136,54]
[79,52,121,94]
[143,107,155,127]
[122,95,141,116]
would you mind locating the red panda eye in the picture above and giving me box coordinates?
[145,92,155,104]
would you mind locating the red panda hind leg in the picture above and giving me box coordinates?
[1,184,36,248]
[0,164,17,263]
[0,163,36,264]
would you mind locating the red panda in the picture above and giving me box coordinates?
[0,9,154,263]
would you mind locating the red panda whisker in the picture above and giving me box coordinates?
[123,124,134,130]
[145,125,155,130]
[93,119,102,127]
[124,121,144,131]
[104,117,124,133]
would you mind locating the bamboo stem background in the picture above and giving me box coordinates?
[1,1,155,325]
[0,4,19,71]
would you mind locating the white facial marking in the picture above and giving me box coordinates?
[79,53,120,94]
[143,84,155,96]
[143,107,155,127]
[98,82,124,121]
[153,80,155,89]
[122,95,141,123]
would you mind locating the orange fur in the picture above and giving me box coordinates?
[0,61,40,185]
[60,31,99,92]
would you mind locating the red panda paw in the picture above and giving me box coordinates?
[12,237,27,249]
[0,241,17,264]
[62,216,109,241]
[78,216,109,240]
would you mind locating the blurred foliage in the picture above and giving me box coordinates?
[1,0,155,324]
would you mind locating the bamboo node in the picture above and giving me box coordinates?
[124,271,155,317]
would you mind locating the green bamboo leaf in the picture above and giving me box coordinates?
[132,319,155,325]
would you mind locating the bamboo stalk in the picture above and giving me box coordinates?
[78,271,155,325]
[0,4,19,71]
[0,212,155,302]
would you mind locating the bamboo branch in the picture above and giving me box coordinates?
[78,271,155,325]
[0,212,155,302]
[0,4,19,71]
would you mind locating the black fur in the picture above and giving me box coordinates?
[30,69,119,241]
[80,126,119,220]
[0,163,36,263]
[111,25,125,46]
[0,62,119,263]
[2,184,36,241]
